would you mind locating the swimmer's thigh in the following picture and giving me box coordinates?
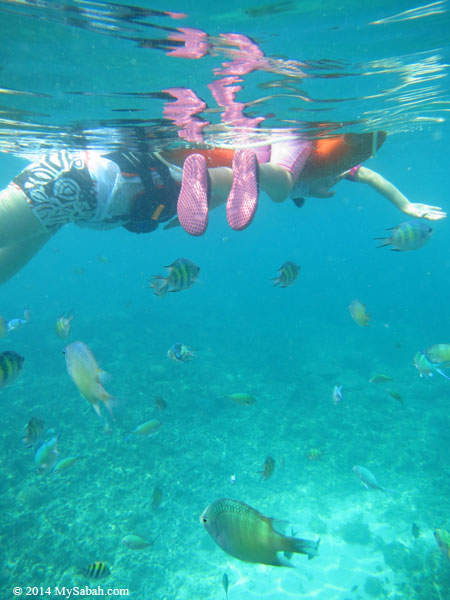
[0,185,48,246]
[0,232,52,284]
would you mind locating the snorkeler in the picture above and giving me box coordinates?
[0,131,445,284]
[168,130,446,235]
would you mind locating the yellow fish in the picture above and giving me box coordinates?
[201,498,319,567]
[53,456,82,474]
[224,393,256,405]
[414,344,450,379]
[63,341,114,418]
[349,300,370,327]
[369,374,394,384]
[126,419,161,440]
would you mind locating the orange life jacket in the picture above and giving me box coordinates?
[161,131,386,180]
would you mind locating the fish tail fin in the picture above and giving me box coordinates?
[98,369,111,385]
[148,277,169,297]
[284,535,320,560]
[101,393,116,420]
[374,238,390,248]
[92,402,103,418]
[271,277,280,287]
[436,368,450,380]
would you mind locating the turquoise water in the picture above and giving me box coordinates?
[1,1,450,599]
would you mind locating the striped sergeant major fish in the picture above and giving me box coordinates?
[272,261,300,287]
[375,220,432,251]
[148,258,200,297]
[23,417,45,448]
[81,561,111,579]
[0,350,25,388]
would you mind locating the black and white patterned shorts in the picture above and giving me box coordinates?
[13,151,97,233]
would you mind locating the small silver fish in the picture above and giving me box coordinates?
[7,318,28,332]
[332,385,343,404]
[353,465,395,494]
[53,456,81,474]
[122,534,153,550]
[222,572,229,599]
[34,436,59,475]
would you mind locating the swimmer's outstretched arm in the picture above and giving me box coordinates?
[347,166,446,221]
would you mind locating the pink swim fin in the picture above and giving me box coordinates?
[226,149,259,231]
[177,153,209,236]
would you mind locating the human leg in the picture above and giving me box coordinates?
[0,233,52,285]
[209,161,294,205]
[0,185,52,284]
[174,138,312,234]
[0,185,48,246]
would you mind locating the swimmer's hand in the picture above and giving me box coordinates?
[403,202,447,221]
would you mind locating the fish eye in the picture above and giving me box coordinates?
[202,516,208,524]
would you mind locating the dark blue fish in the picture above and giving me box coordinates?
[167,343,196,362]
[172,343,183,360]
